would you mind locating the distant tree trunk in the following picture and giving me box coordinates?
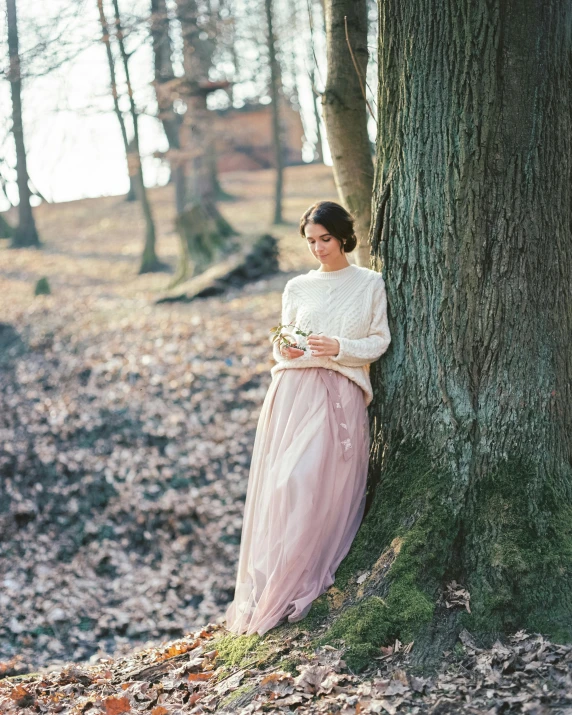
[96,0,137,202]
[6,0,40,248]
[307,0,324,163]
[322,0,372,266]
[173,0,235,285]
[110,0,164,274]
[150,0,184,195]
[319,0,572,673]
[310,68,324,164]
[264,0,284,224]
[228,20,240,107]
[0,213,13,238]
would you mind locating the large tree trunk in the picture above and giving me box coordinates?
[322,0,372,266]
[150,0,185,202]
[317,0,572,673]
[147,0,187,213]
[265,0,284,225]
[6,0,40,249]
[172,0,235,286]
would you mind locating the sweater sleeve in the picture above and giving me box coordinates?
[271,281,298,363]
[330,275,391,368]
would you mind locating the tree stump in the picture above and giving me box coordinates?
[156,233,279,304]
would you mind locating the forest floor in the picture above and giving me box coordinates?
[1,164,571,713]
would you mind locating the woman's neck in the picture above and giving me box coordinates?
[316,259,351,273]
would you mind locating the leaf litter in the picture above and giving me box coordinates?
[1,172,571,712]
[1,624,570,714]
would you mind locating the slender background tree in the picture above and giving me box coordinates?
[264,0,284,225]
[6,0,40,248]
[322,0,373,266]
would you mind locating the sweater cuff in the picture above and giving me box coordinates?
[330,336,345,363]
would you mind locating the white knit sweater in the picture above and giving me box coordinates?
[270,264,391,406]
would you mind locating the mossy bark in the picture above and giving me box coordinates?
[173,0,237,284]
[332,0,572,671]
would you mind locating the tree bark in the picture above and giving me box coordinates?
[263,0,284,225]
[0,213,13,239]
[318,0,572,673]
[310,70,324,164]
[307,0,324,163]
[322,0,372,266]
[149,0,186,203]
[6,0,40,249]
[172,0,235,286]
[109,0,164,274]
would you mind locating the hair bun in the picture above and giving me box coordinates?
[344,231,357,253]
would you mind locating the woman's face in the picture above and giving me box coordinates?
[304,222,342,264]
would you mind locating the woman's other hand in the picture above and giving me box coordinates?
[307,334,340,357]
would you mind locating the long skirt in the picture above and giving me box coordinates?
[224,366,370,636]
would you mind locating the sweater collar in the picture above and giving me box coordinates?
[308,264,356,280]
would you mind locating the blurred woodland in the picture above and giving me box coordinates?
[2,0,572,713]
[0,0,381,674]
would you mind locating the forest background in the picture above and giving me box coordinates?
[1,1,571,714]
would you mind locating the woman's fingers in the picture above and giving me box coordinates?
[282,345,304,358]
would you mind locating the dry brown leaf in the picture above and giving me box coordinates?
[104,695,131,715]
[187,672,213,681]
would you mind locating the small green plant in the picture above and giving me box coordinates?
[269,321,322,352]
[34,277,51,295]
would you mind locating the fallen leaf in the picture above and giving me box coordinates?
[104,696,130,715]
[188,672,213,681]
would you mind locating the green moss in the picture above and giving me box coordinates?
[316,578,435,672]
[322,445,572,670]
[276,656,303,675]
[212,633,266,669]
[333,440,458,592]
[219,683,254,709]
[303,594,330,627]
[316,596,390,671]
[314,441,458,671]
[461,456,572,642]
[34,277,50,296]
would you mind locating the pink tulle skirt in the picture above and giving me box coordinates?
[224,366,370,636]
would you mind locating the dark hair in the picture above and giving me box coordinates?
[299,201,357,253]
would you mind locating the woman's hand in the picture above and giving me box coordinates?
[307,334,340,358]
[280,344,305,359]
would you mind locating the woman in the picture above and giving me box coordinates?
[224,200,391,636]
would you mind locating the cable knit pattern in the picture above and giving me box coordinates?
[270,264,391,406]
